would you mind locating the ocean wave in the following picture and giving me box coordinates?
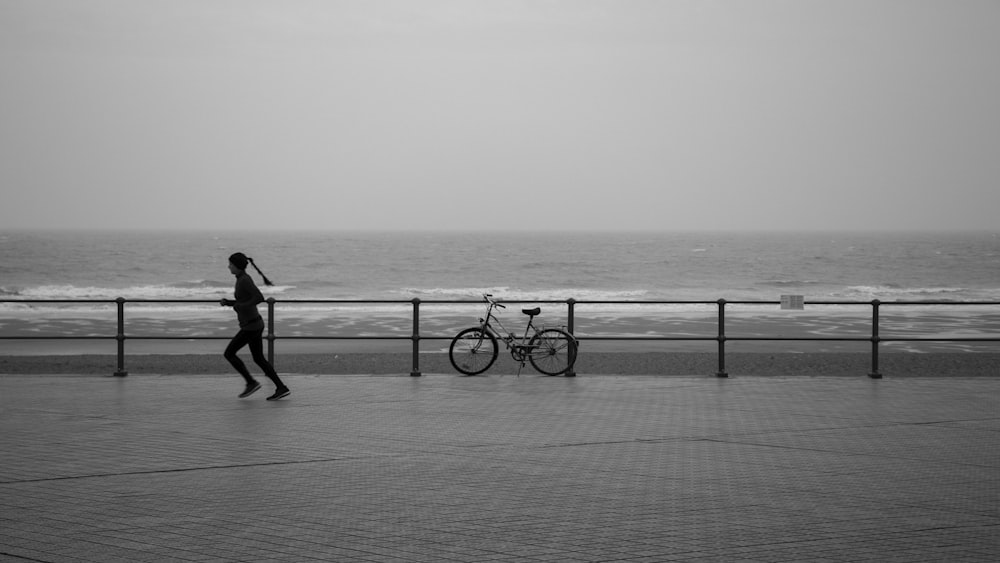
[835,285,998,300]
[0,286,21,297]
[0,282,296,301]
[759,279,823,287]
[393,287,651,301]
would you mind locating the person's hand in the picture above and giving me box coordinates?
[220,298,232,307]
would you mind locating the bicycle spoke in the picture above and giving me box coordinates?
[529,329,577,376]
[449,328,498,376]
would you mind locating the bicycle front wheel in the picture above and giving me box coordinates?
[449,328,498,376]
[528,329,577,376]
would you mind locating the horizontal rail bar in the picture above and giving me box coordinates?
[879,337,1000,342]
[0,336,114,340]
[250,336,412,341]
[16,335,997,342]
[572,336,720,341]
[7,298,1000,305]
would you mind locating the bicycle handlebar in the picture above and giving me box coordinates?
[483,293,506,308]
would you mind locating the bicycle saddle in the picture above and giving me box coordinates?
[522,307,541,317]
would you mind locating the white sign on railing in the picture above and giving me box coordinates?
[780,295,804,310]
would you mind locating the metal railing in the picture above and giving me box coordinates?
[2,298,998,378]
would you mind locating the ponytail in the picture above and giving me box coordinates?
[247,257,274,286]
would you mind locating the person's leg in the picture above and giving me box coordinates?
[247,329,287,390]
[224,331,257,385]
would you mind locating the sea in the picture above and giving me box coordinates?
[1,230,999,354]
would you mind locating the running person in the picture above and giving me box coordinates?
[220,252,290,400]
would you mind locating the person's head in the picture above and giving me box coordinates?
[227,252,273,286]
[228,252,249,273]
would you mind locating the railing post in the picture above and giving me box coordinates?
[410,298,421,376]
[869,299,882,378]
[565,298,577,377]
[266,298,276,367]
[716,299,728,377]
[114,297,128,377]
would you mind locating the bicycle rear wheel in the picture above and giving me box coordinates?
[449,328,498,375]
[528,329,577,376]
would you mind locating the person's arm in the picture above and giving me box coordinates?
[221,276,264,310]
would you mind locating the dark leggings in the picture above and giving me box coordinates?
[224,328,285,387]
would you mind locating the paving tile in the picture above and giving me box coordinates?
[1,373,999,561]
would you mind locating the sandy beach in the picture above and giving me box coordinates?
[1,351,997,377]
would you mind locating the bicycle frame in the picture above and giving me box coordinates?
[476,300,536,350]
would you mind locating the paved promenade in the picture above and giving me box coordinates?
[1,372,998,562]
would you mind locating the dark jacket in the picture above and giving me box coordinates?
[230,272,266,331]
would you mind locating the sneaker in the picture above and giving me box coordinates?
[266,387,290,401]
[239,381,261,398]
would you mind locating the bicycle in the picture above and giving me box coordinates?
[449,294,578,376]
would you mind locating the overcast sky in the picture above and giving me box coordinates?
[2,0,998,231]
